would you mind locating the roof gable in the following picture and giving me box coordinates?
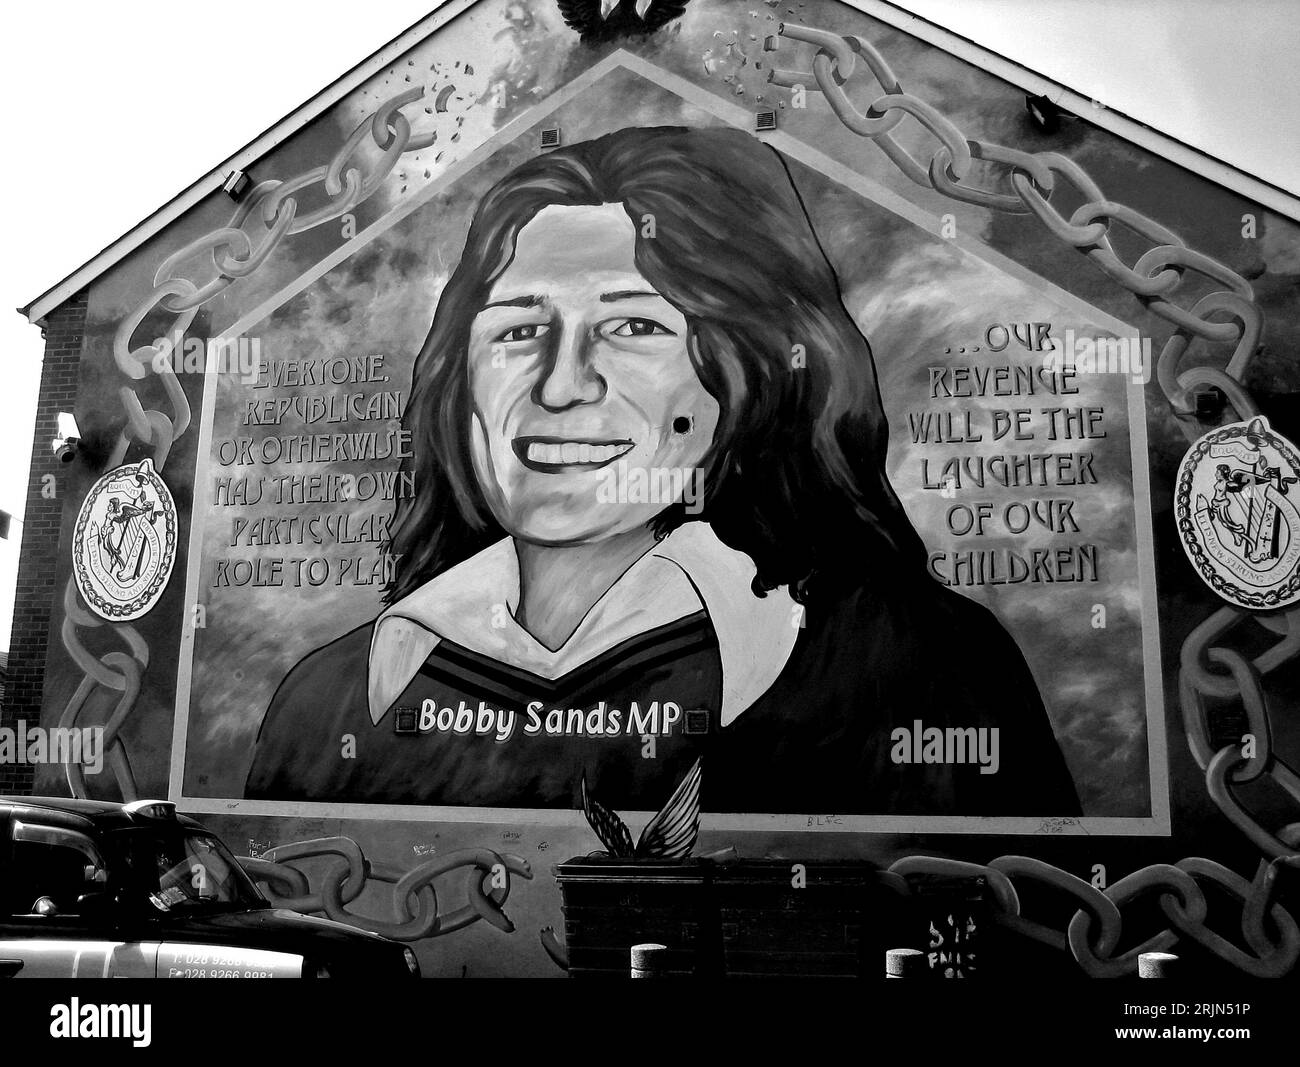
[20,0,1298,326]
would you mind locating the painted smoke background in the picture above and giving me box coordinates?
[55,0,1299,817]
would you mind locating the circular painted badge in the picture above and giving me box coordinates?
[1175,416,1300,610]
[73,458,178,621]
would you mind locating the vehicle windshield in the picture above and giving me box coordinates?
[107,827,267,915]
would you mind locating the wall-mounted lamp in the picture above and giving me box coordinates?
[1191,387,1225,419]
[52,411,81,464]
[222,170,252,201]
[1025,94,1062,135]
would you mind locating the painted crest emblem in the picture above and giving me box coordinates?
[73,459,178,621]
[1176,416,1300,610]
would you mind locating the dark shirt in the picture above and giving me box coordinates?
[245,575,1081,816]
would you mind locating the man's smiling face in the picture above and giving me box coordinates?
[467,202,720,545]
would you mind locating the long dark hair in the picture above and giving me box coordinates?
[384,125,928,606]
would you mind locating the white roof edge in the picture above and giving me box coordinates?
[19,0,1299,326]
[19,0,477,326]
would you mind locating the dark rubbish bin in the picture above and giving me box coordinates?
[553,857,722,977]
[713,861,925,978]
[553,857,993,978]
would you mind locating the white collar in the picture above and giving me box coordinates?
[367,522,798,728]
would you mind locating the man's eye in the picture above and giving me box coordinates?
[497,324,549,343]
[610,318,673,338]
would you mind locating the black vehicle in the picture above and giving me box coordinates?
[0,796,419,978]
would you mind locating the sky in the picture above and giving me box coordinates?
[1,0,1297,651]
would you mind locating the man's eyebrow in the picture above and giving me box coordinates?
[599,289,664,303]
[480,295,543,310]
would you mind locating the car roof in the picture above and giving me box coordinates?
[0,795,207,832]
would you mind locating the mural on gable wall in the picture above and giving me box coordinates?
[33,0,1300,977]
[240,122,1092,819]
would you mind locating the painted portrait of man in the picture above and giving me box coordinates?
[245,125,1081,816]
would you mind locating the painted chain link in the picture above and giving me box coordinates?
[237,839,533,942]
[57,85,445,802]
[773,21,1264,426]
[773,20,1298,977]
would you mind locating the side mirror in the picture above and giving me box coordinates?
[32,896,60,918]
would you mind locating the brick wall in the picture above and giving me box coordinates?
[1,290,87,794]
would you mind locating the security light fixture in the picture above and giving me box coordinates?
[1192,387,1225,419]
[52,411,81,464]
[222,170,252,201]
[1025,94,1062,134]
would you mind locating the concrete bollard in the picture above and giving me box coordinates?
[1138,951,1181,978]
[631,942,669,978]
[885,947,928,978]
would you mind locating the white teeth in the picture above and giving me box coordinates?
[524,441,633,465]
[526,442,562,464]
[588,443,633,462]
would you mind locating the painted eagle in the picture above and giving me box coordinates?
[557,0,691,42]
